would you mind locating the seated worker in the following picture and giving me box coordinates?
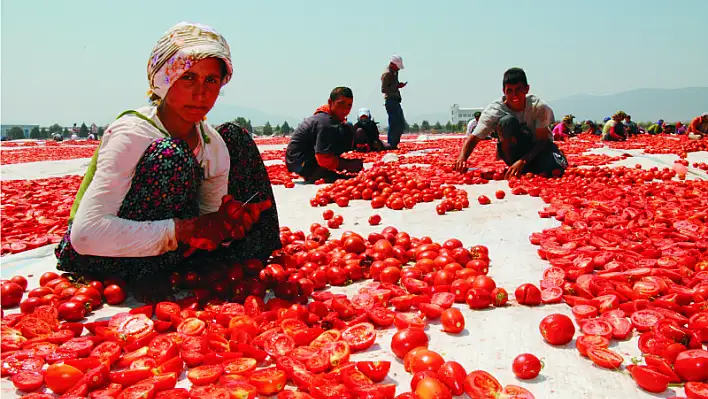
[623,114,640,136]
[585,120,601,135]
[552,115,574,141]
[687,113,708,137]
[466,112,482,135]
[286,87,364,183]
[601,111,627,141]
[647,119,664,135]
[55,22,281,302]
[676,122,687,135]
[454,67,568,179]
[353,108,387,152]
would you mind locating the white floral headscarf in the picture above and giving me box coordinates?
[147,22,233,101]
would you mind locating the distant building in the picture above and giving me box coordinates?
[1,124,40,139]
[451,104,484,124]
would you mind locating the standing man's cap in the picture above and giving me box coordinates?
[390,55,404,70]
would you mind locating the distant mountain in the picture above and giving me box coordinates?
[207,103,299,126]
[549,87,708,123]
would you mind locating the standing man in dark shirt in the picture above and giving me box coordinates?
[285,87,364,183]
[382,55,407,149]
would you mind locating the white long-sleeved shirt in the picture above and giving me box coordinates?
[69,106,230,257]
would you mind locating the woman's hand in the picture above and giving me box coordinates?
[222,196,272,240]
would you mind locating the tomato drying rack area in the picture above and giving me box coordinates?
[1,135,707,398]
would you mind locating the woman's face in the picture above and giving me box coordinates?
[163,58,224,124]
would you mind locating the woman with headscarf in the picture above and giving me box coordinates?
[552,115,574,141]
[55,22,281,301]
[601,111,627,141]
[353,108,387,152]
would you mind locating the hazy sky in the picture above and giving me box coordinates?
[2,0,707,126]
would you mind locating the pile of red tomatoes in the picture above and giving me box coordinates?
[1,176,83,255]
[508,164,708,395]
[1,145,98,165]
[1,223,547,398]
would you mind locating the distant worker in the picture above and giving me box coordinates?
[466,112,482,135]
[601,116,612,137]
[623,114,640,136]
[552,115,574,141]
[675,122,687,135]
[454,67,568,178]
[647,119,664,135]
[87,133,96,140]
[687,113,708,137]
[382,55,407,149]
[601,111,627,141]
[353,108,387,152]
[585,120,601,136]
[286,87,363,183]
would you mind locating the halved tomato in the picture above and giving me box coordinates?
[500,384,535,398]
[264,333,296,358]
[187,364,224,386]
[367,307,395,328]
[630,309,664,332]
[394,313,426,330]
[249,367,287,395]
[464,370,502,399]
[341,322,376,351]
[587,347,623,369]
[541,287,563,304]
[581,319,613,340]
[342,369,373,389]
[575,335,610,357]
[177,318,206,336]
[322,341,351,368]
[310,329,341,349]
[223,358,257,375]
[356,361,391,383]
[278,390,315,399]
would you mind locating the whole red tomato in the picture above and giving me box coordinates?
[103,284,126,305]
[323,210,334,220]
[477,195,491,205]
[415,376,452,399]
[440,308,465,333]
[490,288,508,307]
[674,349,708,382]
[495,190,505,199]
[408,349,445,374]
[1,282,24,308]
[437,361,467,395]
[515,283,542,306]
[512,353,542,379]
[10,276,28,291]
[58,301,86,321]
[390,328,429,359]
[465,288,491,309]
[539,314,575,346]
[472,276,495,292]
[39,271,59,287]
[368,214,382,226]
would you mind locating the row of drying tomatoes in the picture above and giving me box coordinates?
[1,176,82,255]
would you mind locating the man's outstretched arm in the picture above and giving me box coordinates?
[454,135,482,173]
